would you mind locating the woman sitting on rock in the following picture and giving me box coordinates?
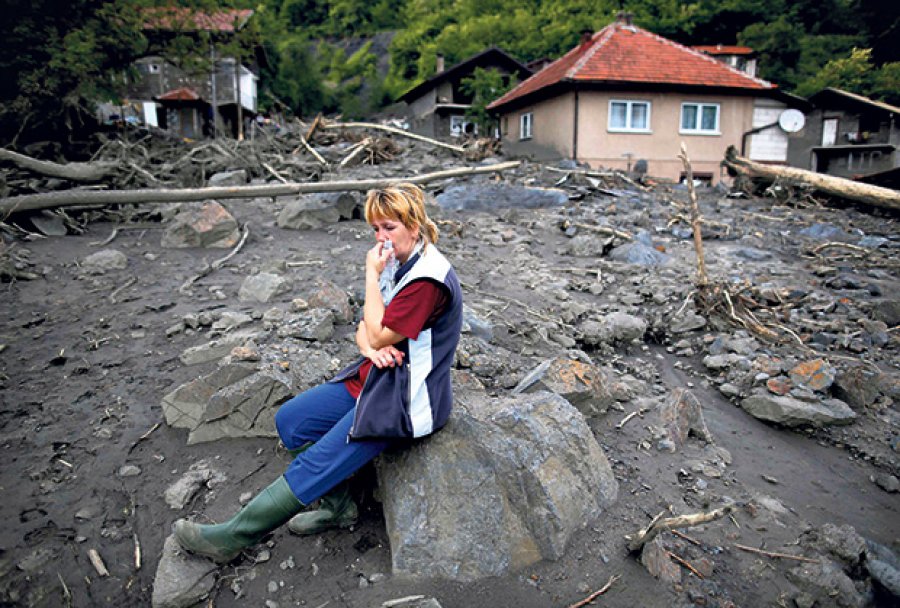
[174,183,463,563]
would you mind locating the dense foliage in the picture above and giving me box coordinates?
[2,0,897,144]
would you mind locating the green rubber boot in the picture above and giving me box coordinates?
[287,482,358,536]
[174,476,302,563]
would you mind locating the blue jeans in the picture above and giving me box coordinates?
[275,382,390,505]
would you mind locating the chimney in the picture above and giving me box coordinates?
[580,29,593,46]
[435,54,445,73]
[616,11,634,26]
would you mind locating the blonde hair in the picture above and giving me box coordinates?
[364,183,439,245]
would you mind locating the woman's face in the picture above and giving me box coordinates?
[371,215,420,264]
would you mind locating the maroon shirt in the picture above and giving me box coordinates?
[345,280,448,398]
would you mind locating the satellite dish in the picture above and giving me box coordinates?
[778,109,806,133]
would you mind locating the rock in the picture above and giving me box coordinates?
[239,273,291,303]
[276,308,335,342]
[513,357,616,417]
[31,210,68,236]
[871,300,900,326]
[867,560,900,599]
[376,391,618,581]
[702,353,745,371]
[81,249,128,274]
[207,169,247,187]
[161,358,294,444]
[786,559,866,608]
[641,537,681,583]
[179,331,262,366]
[607,232,669,266]
[581,313,646,345]
[151,536,218,608]
[307,279,353,323]
[435,184,567,211]
[277,192,359,230]
[211,311,254,333]
[658,389,713,447]
[740,392,857,427]
[565,234,614,257]
[766,377,792,396]
[118,465,141,478]
[161,201,240,249]
[800,524,867,568]
[789,359,836,392]
[832,366,881,409]
[669,310,707,334]
[798,223,848,241]
[462,305,494,342]
[872,473,899,493]
[164,460,226,510]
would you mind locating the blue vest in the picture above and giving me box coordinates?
[331,244,463,440]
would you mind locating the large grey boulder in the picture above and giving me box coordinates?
[152,536,217,608]
[161,201,240,249]
[161,360,292,445]
[740,392,856,427]
[376,391,618,581]
[277,192,360,229]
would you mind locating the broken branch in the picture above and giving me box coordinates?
[626,504,735,553]
[566,574,621,608]
[733,543,820,563]
[0,148,117,182]
[321,121,466,154]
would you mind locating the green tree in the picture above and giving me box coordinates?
[460,67,516,134]
[795,47,900,105]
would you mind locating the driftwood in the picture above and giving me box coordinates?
[0,161,521,215]
[626,504,735,553]
[679,144,709,287]
[0,149,117,182]
[724,146,900,211]
[321,121,466,154]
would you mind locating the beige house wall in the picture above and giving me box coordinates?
[503,93,575,160]
[500,90,758,183]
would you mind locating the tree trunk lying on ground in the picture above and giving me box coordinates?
[320,121,466,154]
[724,146,900,211]
[0,148,117,182]
[0,161,521,215]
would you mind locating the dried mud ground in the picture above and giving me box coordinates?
[1,187,898,608]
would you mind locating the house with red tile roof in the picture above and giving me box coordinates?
[487,13,803,183]
[116,9,258,139]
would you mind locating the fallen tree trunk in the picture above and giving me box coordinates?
[321,121,466,154]
[0,161,521,215]
[0,149,117,182]
[724,146,900,211]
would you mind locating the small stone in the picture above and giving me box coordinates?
[231,345,260,362]
[762,474,779,484]
[873,473,899,493]
[368,572,387,584]
[165,323,184,337]
[267,580,279,593]
[257,549,271,562]
[279,556,295,570]
[789,359,836,392]
[358,575,370,588]
[118,465,141,478]
[766,377,792,396]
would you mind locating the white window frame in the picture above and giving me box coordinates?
[680,102,721,135]
[148,63,161,74]
[519,112,533,140]
[608,100,651,133]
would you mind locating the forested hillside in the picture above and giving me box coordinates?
[258,0,899,118]
[2,0,897,141]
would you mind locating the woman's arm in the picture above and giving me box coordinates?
[357,320,404,368]
[364,243,406,349]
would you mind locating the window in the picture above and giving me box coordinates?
[148,63,160,74]
[450,115,476,138]
[608,100,650,132]
[520,112,533,139]
[681,103,720,134]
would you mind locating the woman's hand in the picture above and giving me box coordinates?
[366,241,392,276]
[366,345,404,369]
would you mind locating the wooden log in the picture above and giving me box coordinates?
[0,161,522,215]
[626,504,735,553]
[0,149,117,182]
[321,121,466,154]
[724,146,900,211]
